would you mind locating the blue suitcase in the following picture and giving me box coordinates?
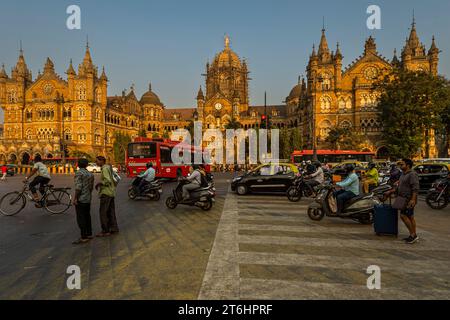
[373,204,398,236]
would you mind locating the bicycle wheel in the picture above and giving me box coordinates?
[44,189,72,214]
[0,192,26,216]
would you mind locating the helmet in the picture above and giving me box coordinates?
[368,162,376,169]
[146,162,153,168]
[345,164,355,173]
[314,161,322,169]
[306,160,312,165]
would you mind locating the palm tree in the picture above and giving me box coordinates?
[225,117,242,130]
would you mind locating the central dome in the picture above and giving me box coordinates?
[212,36,242,68]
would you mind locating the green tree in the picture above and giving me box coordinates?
[225,117,242,130]
[71,150,95,162]
[325,127,365,151]
[162,130,170,139]
[375,69,449,159]
[138,128,147,138]
[112,132,131,164]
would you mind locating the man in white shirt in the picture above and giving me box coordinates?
[305,162,324,188]
[138,162,156,193]
[24,155,51,203]
[182,165,202,200]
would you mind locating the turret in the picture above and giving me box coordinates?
[334,42,343,86]
[428,36,440,76]
[196,86,205,119]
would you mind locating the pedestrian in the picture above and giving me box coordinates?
[72,158,94,245]
[94,156,119,237]
[394,159,420,244]
[1,163,7,181]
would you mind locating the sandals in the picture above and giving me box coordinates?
[96,232,111,238]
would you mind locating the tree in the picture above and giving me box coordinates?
[138,128,147,138]
[71,150,95,162]
[225,117,242,130]
[375,69,449,159]
[112,132,131,164]
[325,127,365,151]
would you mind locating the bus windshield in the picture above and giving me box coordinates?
[128,142,157,158]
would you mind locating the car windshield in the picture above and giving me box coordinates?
[414,165,448,174]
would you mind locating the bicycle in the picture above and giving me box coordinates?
[0,182,72,216]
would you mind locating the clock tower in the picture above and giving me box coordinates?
[198,35,249,130]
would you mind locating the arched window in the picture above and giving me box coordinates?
[64,129,72,141]
[320,96,332,113]
[26,109,33,122]
[77,85,86,100]
[95,88,102,103]
[319,120,332,138]
[78,108,86,118]
[77,127,87,143]
[338,98,346,111]
[95,109,101,121]
[340,120,352,129]
[26,129,33,140]
[7,90,17,103]
[322,73,332,90]
[94,129,101,145]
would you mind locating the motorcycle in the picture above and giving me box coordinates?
[165,177,216,211]
[128,177,163,201]
[286,175,319,202]
[307,184,381,224]
[426,178,449,210]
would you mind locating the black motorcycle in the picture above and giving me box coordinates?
[165,177,215,211]
[426,178,449,210]
[287,175,321,202]
[128,177,162,201]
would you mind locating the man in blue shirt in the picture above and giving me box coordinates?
[335,164,360,215]
[138,162,156,193]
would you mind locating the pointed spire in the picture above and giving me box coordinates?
[43,57,55,74]
[364,36,377,55]
[318,28,330,58]
[12,44,30,80]
[67,59,76,75]
[148,82,152,92]
[0,63,7,79]
[224,34,230,49]
[392,49,400,66]
[428,36,439,55]
[335,42,343,60]
[311,44,317,57]
[197,85,204,100]
[100,66,107,81]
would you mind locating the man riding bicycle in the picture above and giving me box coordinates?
[24,155,51,205]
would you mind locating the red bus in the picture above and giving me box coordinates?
[291,150,375,165]
[126,137,210,178]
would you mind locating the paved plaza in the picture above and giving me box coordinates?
[0,174,449,300]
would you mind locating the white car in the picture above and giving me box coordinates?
[87,163,102,173]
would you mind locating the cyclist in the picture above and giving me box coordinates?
[24,155,51,205]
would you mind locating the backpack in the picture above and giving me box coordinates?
[200,172,209,188]
[109,165,122,186]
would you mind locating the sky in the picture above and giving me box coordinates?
[0,0,449,119]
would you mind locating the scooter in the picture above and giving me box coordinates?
[128,177,163,201]
[307,184,381,224]
[165,177,216,211]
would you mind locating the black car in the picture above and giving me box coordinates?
[231,163,298,195]
[413,163,449,192]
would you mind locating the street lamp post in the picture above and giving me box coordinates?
[57,93,66,165]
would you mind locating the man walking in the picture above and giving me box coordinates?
[72,159,94,245]
[396,159,420,244]
[95,156,119,237]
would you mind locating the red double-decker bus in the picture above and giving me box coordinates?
[126,137,210,178]
[291,150,375,165]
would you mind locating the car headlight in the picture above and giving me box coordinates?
[233,177,243,182]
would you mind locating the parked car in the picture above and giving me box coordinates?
[413,163,450,192]
[86,163,102,173]
[231,163,299,195]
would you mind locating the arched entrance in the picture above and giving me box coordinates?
[9,154,18,164]
[21,152,31,165]
[0,154,7,164]
[376,146,389,159]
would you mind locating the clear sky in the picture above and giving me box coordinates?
[0,0,449,116]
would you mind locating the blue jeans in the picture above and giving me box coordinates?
[334,190,356,214]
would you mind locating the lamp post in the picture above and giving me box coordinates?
[56,93,66,164]
[312,76,324,162]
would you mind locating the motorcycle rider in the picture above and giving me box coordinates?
[305,161,324,189]
[334,164,360,215]
[362,162,379,193]
[388,163,402,185]
[182,165,202,201]
[138,162,155,194]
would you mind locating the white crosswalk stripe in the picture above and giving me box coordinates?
[200,192,450,299]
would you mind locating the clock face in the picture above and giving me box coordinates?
[43,83,53,95]
[215,103,223,111]
[364,67,379,80]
